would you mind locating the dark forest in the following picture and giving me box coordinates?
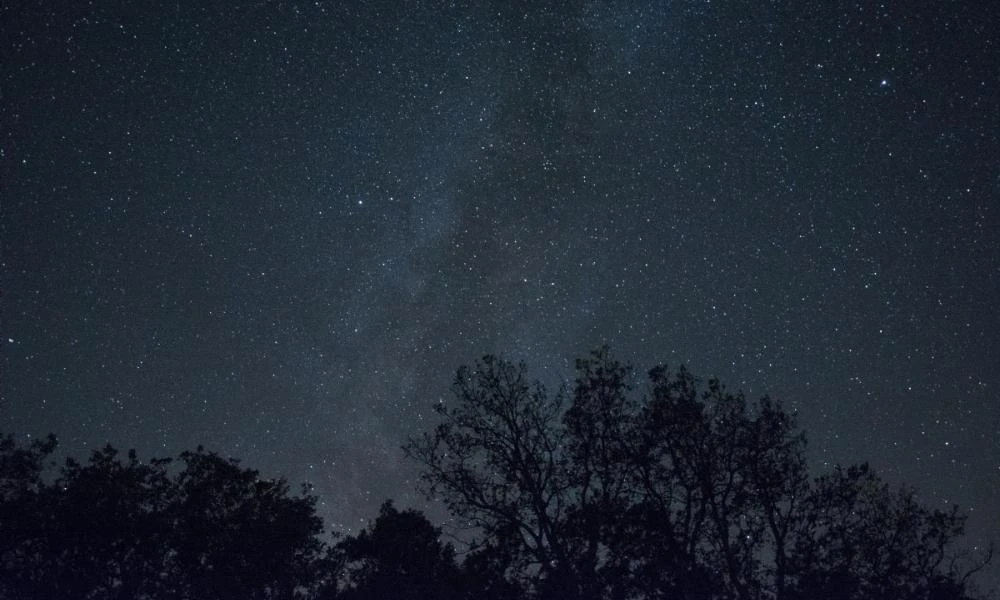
[2,349,993,599]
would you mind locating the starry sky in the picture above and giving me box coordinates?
[2,0,998,568]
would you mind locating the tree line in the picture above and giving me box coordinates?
[1,348,993,599]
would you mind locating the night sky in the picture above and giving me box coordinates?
[3,0,998,570]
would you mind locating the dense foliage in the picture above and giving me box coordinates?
[1,349,992,599]
[0,439,324,599]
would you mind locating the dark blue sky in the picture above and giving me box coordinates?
[3,0,997,574]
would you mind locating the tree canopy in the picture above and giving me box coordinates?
[0,439,324,600]
[1,348,993,599]
[328,500,463,600]
[405,347,993,600]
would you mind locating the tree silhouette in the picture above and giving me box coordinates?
[0,348,993,599]
[0,440,323,600]
[406,347,992,600]
[788,463,993,600]
[405,353,576,596]
[169,447,325,600]
[0,433,60,597]
[0,433,57,500]
[329,500,463,600]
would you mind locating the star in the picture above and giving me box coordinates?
[2,1,996,588]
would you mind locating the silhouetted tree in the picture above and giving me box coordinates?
[460,531,526,600]
[629,364,812,600]
[0,433,57,500]
[169,447,325,600]
[0,433,60,597]
[788,463,993,600]
[406,347,992,600]
[2,347,993,600]
[560,349,639,599]
[405,353,577,596]
[329,500,463,600]
[0,439,323,600]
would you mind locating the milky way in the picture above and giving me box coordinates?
[3,1,997,581]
